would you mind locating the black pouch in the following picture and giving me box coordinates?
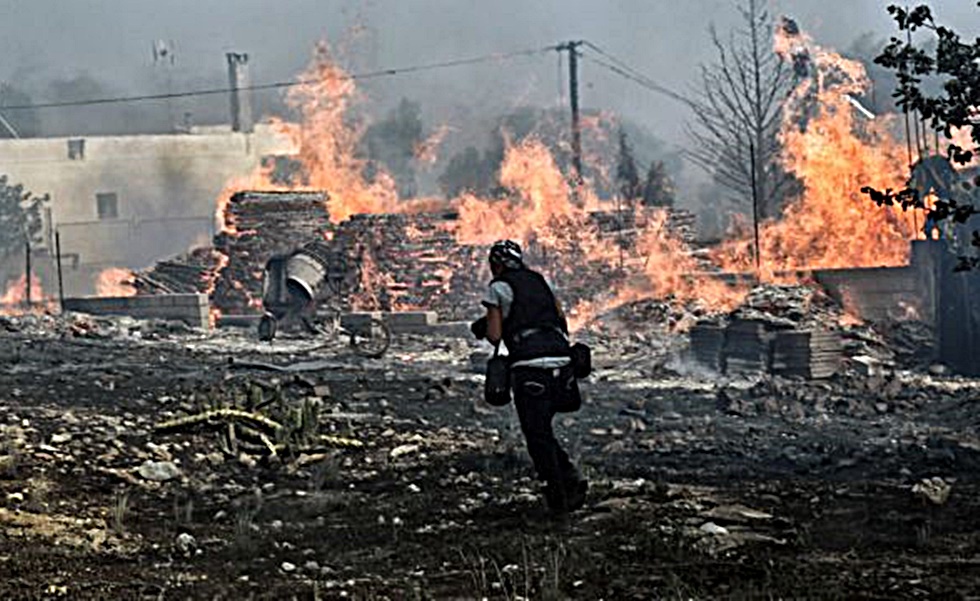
[553,365,582,413]
[570,342,592,378]
[484,348,512,407]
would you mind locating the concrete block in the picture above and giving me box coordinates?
[341,312,382,335]
[430,322,472,338]
[384,311,439,334]
[64,294,210,330]
[384,311,438,327]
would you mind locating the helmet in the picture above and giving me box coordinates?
[489,239,523,268]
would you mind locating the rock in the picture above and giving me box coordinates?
[137,460,181,482]
[281,561,297,573]
[303,560,320,572]
[701,504,773,524]
[912,477,952,506]
[699,522,730,535]
[50,433,72,445]
[0,455,15,476]
[175,532,197,555]
[389,444,420,459]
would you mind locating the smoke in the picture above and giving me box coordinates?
[0,0,976,181]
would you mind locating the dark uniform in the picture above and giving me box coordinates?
[482,253,586,513]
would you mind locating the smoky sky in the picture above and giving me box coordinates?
[1,0,978,147]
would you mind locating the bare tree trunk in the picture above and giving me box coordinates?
[684,0,797,220]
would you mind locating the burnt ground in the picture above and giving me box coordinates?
[1,316,979,599]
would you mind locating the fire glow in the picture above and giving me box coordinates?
[0,274,47,316]
[95,268,136,298]
[208,25,929,327]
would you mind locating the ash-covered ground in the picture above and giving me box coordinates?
[1,310,979,599]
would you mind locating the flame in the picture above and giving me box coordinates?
[714,24,927,278]
[454,138,744,329]
[275,43,399,223]
[203,25,935,330]
[454,138,590,246]
[95,268,136,297]
[837,286,863,327]
[0,274,46,316]
[206,251,230,327]
[414,124,453,166]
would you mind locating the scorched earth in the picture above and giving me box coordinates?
[0,308,979,599]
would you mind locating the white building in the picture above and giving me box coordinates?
[0,123,291,295]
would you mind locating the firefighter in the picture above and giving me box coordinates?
[471,240,587,514]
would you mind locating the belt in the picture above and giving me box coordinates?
[513,326,566,344]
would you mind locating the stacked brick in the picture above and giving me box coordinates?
[135,190,698,321]
[212,191,333,313]
[332,212,487,319]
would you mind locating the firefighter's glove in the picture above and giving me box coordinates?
[470,316,488,340]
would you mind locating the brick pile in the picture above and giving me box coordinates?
[135,190,698,321]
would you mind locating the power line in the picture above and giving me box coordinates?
[0,45,558,112]
[580,42,690,106]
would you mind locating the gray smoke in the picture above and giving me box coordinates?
[0,1,977,166]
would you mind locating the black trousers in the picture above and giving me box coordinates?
[511,365,581,486]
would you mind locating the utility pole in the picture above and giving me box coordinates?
[558,41,584,195]
[749,141,762,279]
[24,238,32,309]
[55,231,65,312]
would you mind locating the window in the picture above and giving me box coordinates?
[96,192,118,220]
[67,138,85,160]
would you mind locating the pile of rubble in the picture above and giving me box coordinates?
[133,247,223,295]
[153,377,363,460]
[333,212,486,319]
[690,285,849,379]
[133,189,701,321]
[212,191,333,314]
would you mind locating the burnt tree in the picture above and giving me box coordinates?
[642,160,676,208]
[615,129,642,206]
[685,0,797,219]
[0,176,46,261]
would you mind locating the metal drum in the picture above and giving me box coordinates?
[285,251,328,304]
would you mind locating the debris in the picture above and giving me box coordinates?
[852,355,884,376]
[912,477,952,506]
[701,504,774,523]
[155,408,284,434]
[137,460,181,482]
[390,444,420,459]
[699,522,730,535]
[175,532,197,556]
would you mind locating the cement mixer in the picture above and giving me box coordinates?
[257,240,391,358]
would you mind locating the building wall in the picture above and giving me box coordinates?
[0,124,291,294]
[813,242,938,326]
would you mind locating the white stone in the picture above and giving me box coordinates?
[137,460,180,482]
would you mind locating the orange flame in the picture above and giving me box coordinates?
[0,274,47,316]
[414,124,453,166]
[714,25,926,278]
[205,26,932,330]
[276,43,399,223]
[95,268,136,297]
